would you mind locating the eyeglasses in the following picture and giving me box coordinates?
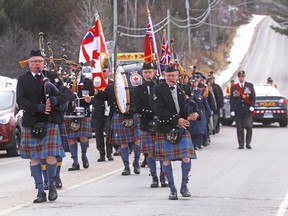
[30,60,44,63]
[238,75,245,77]
[102,69,108,72]
[165,74,178,78]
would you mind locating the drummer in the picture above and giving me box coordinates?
[65,64,94,171]
[94,66,141,176]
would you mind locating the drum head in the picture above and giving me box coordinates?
[114,66,130,113]
[114,64,143,114]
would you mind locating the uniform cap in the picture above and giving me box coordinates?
[30,50,43,57]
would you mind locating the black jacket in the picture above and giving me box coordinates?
[154,82,191,133]
[135,82,156,131]
[91,79,113,119]
[17,71,73,127]
[230,82,256,117]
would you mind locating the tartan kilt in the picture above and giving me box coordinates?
[140,131,156,154]
[20,123,65,159]
[106,113,140,145]
[59,123,70,152]
[64,117,92,139]
[154,130,197,161]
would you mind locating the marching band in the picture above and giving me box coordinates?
[16,29,226,203]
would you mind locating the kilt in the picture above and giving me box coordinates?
[140,131,156,154]
[20,123,65,159]
[154,130,197,161]
[106,113,140,145]
[64,117,92,139]
[59,123,70,152]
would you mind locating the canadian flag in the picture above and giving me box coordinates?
[79,18,108,90]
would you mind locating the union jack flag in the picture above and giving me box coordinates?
[159,30,171,70]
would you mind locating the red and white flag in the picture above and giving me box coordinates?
[79,18,109,90]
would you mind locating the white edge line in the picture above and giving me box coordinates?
[0,168,123,216]
[276,190,288,216]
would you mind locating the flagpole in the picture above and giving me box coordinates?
[147,9,161,76]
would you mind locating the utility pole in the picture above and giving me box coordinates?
[208,0,212,51]
[113,0,118,73]
[185,0,191,55]
[167,9,171,48]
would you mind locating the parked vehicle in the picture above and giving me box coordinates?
[0,87,22,156]
[221,84,288,127]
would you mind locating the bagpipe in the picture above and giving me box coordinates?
[170,38,186,82]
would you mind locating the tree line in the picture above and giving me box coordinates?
[0,0,285,79]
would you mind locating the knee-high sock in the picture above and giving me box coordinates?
[128,142,134,153]
[120,147,129,169]
[30,164,44,192]
[159,160,164,176]
[69,143,78,165]
[163,164,175,190]
[133,144,140,164]
[46,162,57,187]
[80,141,89,155]
[147,157,157,178]
[56,156,63,178]
[181,160,191,187]
[41,158,48,183]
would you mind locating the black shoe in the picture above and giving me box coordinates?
[113,149,119,156]
[238,146,244,149]
[180,186,191,197]
[169,189,178,200]
[107,155,114,161]
[160,175,169,187]
[150,177,159,188]
[121,167,131,176]
[55,177,63,189]
[33,191,47,203]
[133,162,141,174]
[82,155,89,168]
[44,181,49,190]
[48,185,58,201]
[97,156,105,162]
[246,145,252,149]
[68,163,80,171]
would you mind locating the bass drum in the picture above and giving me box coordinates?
[114,63,143,114]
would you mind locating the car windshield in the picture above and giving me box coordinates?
[254,85,282,97]
[0,91,14,110]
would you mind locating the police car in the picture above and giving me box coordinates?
[221,84,288,127]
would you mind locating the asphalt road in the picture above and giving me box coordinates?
[1,124,288,216]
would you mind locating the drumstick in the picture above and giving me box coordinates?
[78,95,95,100]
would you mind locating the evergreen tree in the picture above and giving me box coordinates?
[270,0,288,36]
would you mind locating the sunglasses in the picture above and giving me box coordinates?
[238,75,245,77]
[102,69,108,72]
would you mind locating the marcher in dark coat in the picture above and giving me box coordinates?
[65,65,94,171]
[230,70,256,149]
[94,66,141,176]
[91,65,114,162]
[153,64,200,200]
[135,62,168,188]
[209,72,224,133]
[189,78,211,149]
[16,50,72,203]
